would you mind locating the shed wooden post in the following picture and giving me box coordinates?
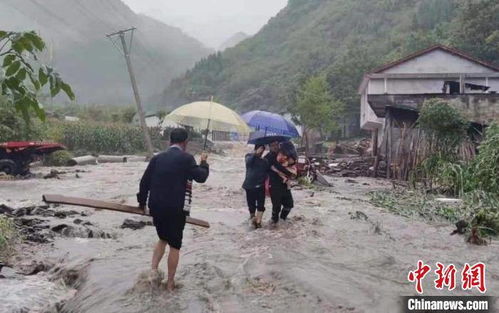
[386,109,393,179]
[372,128,379,177]
[372,128,378,157]
[459,74,465,94]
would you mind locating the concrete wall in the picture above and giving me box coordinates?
[368,77,499,95]
[360,90,384,130]
[448,95,499,125]
[383,50,497,74]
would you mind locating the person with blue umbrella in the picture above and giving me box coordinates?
[242,110,300,138]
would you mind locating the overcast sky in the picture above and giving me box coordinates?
[122,0,288,49]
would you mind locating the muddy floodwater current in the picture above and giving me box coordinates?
[1,150,498,313]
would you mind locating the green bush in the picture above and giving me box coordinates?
[424,123,499,198]
[43,150,73,166]
[0,97,44,143]
[470,123,499,194]
[0,216,18,260]
[418,99,469,157]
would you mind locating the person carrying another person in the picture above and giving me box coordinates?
[242,144,268,228]
[265,141,298,224]
[137,128,209,291]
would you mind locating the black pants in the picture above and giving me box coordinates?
[245,187,265,215]
[270,184,294,222]
[151,209,186,250]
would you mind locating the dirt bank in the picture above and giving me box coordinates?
[1,147,498,313]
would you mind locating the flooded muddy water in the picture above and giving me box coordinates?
[1,147,498,313]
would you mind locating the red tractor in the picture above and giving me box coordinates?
[0,142,65,176]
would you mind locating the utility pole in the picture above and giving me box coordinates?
[106,27,154,159]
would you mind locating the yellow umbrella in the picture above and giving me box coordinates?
[166,101,250,135]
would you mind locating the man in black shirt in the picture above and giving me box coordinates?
[138,128,209,291]
[265,141,296,224]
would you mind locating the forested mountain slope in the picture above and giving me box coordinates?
[162,0,498,119]
[219,32,250,51]
[0,0,211,105]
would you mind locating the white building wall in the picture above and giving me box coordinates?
[360,48,499,131]
[383,50,496,74]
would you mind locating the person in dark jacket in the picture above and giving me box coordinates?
[242,144,268,228]
[137,128,209,291]
[265,141,297,224]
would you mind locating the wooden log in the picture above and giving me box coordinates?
[42,194,210,228]
[127,156,147,163]
[97,155,128,163]
[67,155,98,166]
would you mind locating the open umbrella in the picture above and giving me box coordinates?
[241,110,300,138]
[247,130,291,145]
[166,100,250,148]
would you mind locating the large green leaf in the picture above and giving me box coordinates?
[2,54,15,67]
[60,82,75,100]
[5,61,21,76]
[0,31,7,39]
[15,68,27,81]
[24,32,45,51]
[28,72,41,90]
[50,82,61,97]
[5,77,20,90]
[0,81,9,95]
[38,68,48,86]
[29,97,45,121]
[11,41,24,53]
[20,37,33,52]
[13,96,31,123]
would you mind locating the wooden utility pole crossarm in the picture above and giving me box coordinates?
[106,27,154,159]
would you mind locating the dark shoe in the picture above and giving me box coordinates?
[280,209,291,220]
[251,217,258,228]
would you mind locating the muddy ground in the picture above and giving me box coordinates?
[1,146,498,313]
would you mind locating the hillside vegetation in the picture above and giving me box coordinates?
[0,0,211,106]
[161,0,499,123]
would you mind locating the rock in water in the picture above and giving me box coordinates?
[0,204,14,215]
[121,219,147,230]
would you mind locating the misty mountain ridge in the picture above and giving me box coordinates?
[218,32,250,51]
[162,0,498,120]
[0,0,212,106]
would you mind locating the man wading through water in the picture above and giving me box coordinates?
[265,141,297,224]
[242,144,268,228]
[137,128,209,291]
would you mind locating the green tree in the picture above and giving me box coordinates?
[0,30,75,122]
[293,75,343,152]
[450,0,499,65]
[0,97,44,142]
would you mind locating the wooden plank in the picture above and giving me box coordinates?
[42,194,210,228]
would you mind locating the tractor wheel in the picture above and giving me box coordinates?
[0,159,17,175]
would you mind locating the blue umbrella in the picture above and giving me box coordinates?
[247,130,291,145]
[241,110,300,138]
